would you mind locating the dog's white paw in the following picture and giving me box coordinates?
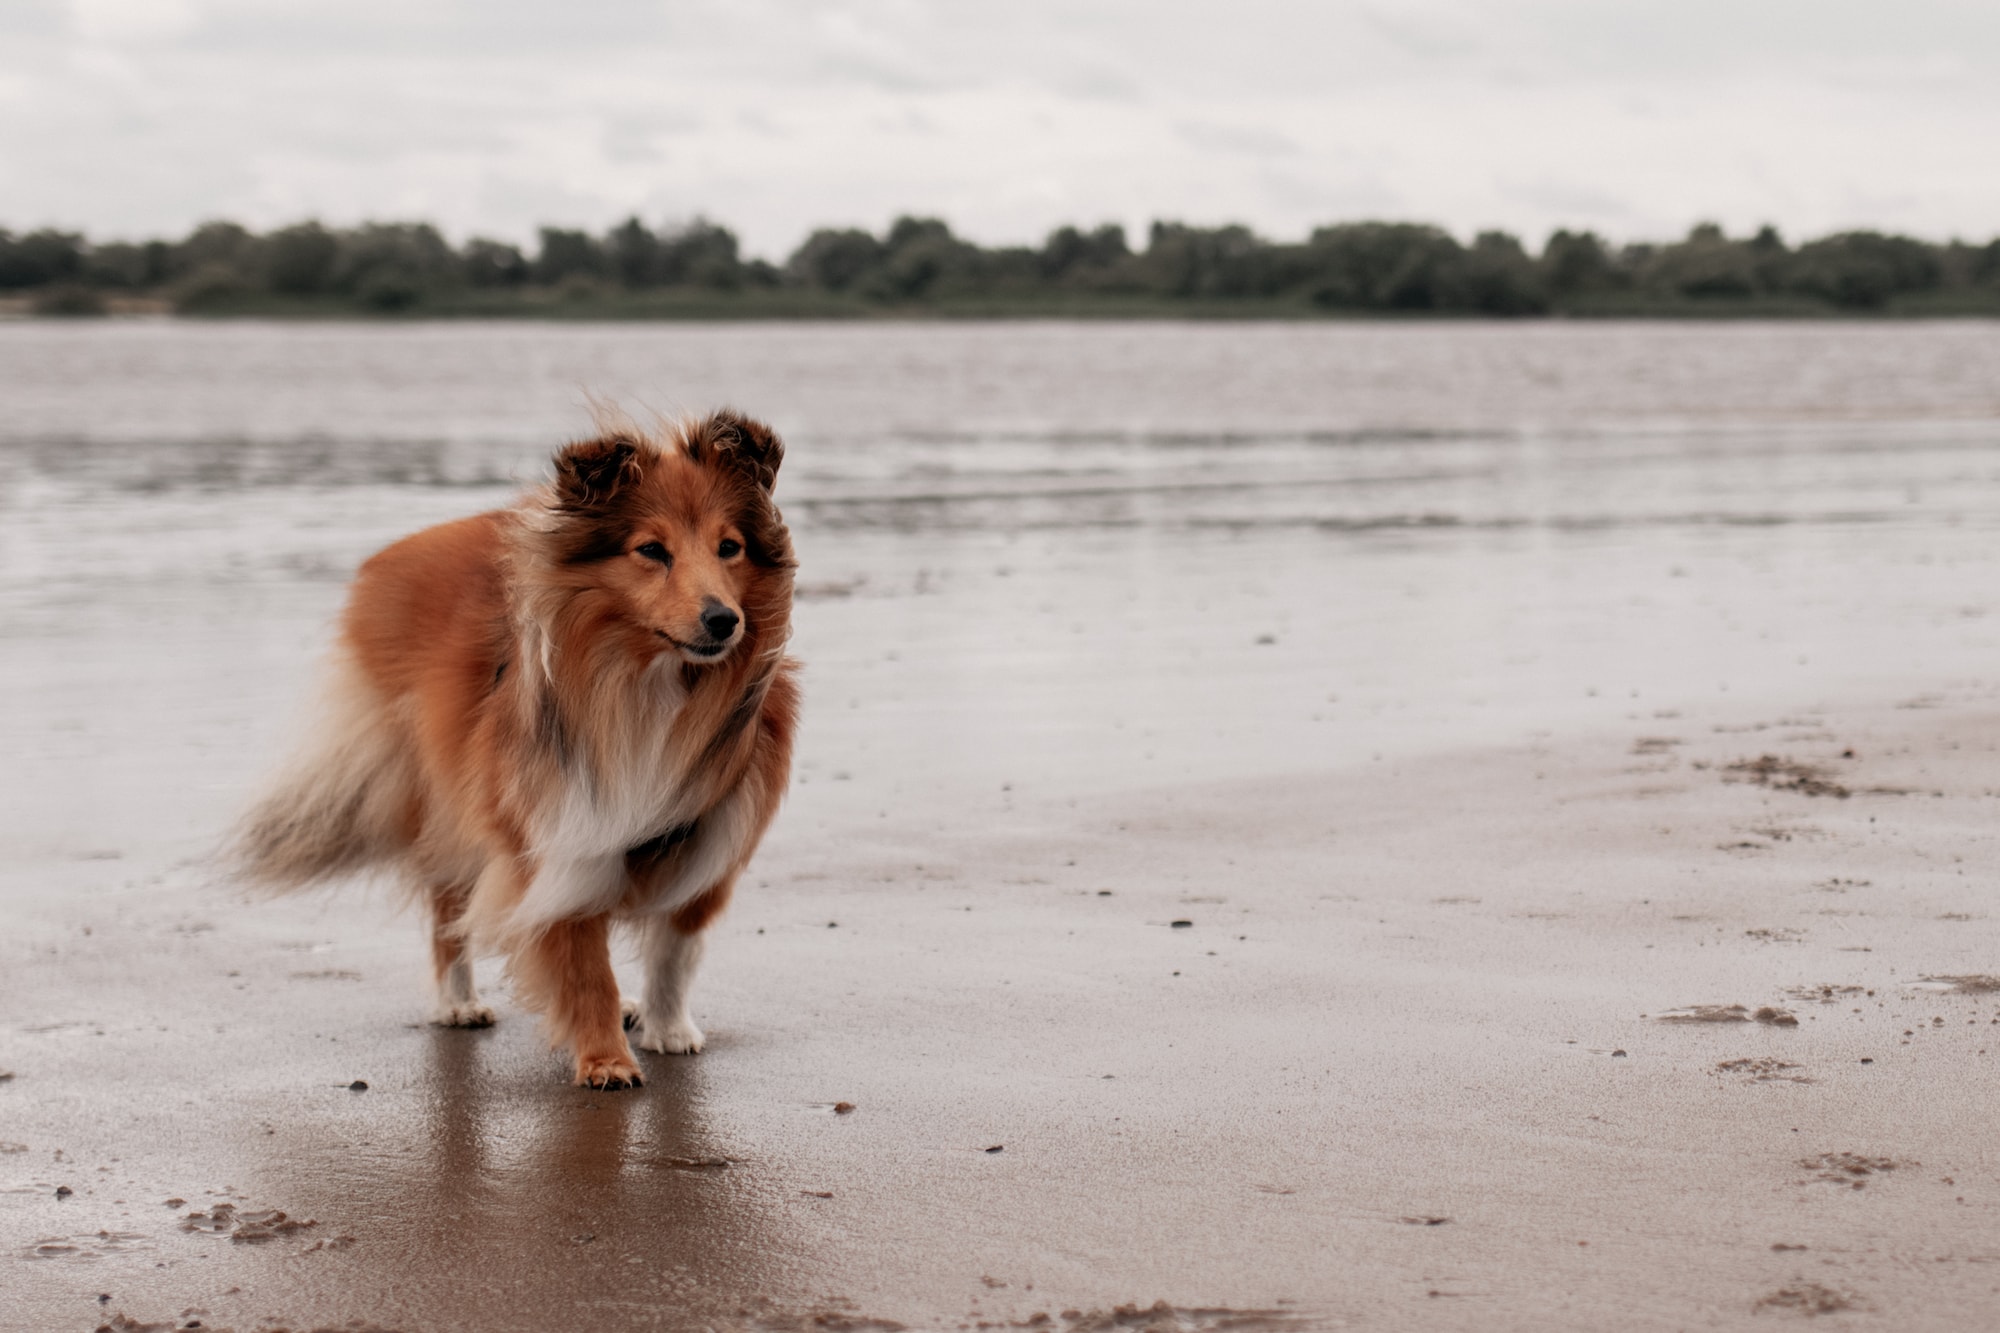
[431,1002,496,1028]
[633,1014,704,1055]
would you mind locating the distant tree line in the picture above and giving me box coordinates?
[4,214,1998,316]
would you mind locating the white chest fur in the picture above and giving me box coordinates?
[505,658,755,931]
[532,655,691,854]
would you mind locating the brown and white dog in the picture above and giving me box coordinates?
[234,411,799,1087]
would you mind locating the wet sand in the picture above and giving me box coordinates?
[4,321,2000,1330]
[10,693,2000,1330]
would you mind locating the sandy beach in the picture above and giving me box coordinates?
[4,321,1999,1331]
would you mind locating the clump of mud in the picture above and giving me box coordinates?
[1656,1005,1798,1027]
[302,1235,356,1253]
[1798,1153,1912,1187]
[742,1304,1313,1333]
[1753,1282,1862,1316]
[1716,1058,1812,1084]
[1724,755,1849,799]
[1917,975,2000,994]
[179,1201,316,1243]
[25,1229,149,1261]
[101,1312,402,1320]
[727,1295,903,1332]
[93,1317,175,1333]
[656,1155,733,1172]
[1052,1304,1311,1332]
[1783,984,1867,1004]
[739,1301,905,1332]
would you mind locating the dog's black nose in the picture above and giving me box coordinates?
[700,604,740,641]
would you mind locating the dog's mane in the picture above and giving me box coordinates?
[497,417,797,836]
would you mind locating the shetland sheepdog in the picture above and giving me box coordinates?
[234,411,799,1088]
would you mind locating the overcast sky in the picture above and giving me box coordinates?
[5,0,1998,258]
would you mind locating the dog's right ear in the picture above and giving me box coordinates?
[552,436,642,511]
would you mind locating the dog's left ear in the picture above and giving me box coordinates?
[702,410,784,493]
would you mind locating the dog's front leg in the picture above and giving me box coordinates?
[520,913,642,1088]
[426,883,495,1027]
[629,880,734,1055]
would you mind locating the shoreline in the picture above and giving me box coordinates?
[8,296,2000,324]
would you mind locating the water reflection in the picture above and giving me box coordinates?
[250,1029,803,1329]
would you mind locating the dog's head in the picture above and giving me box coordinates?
[542,410,794,667]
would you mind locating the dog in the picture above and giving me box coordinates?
[233,410,799,1088]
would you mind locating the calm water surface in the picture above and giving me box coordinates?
[1,319,1997,855]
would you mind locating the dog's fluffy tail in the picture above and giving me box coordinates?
[231,659,415,893]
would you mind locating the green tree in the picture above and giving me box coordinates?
[334,223,458,310]
[1039,224,1129,281]
[534,227,608,284]
[1141,222,1272,299]
[1971,238,2000,287]
[1460,231,1547,314]
[1540,229,1622,298]
[1640,222,1759,299]
[462,237,528,287]
[786,227,885,292]
[1302,222,1464,309]
[608,217,660,287]
[169,221,257,282]
[1789,231,1941,308]
[263,221,340,295]
[657,219,743,289]
[863,217,983,300]
[1745,225,1791,292]
[0,229,86,288]
[82,241,165,289]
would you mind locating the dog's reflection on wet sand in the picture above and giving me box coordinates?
[239,1023,807,1330]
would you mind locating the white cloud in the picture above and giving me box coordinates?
[4,0,1997,254]
[69,0,200,42]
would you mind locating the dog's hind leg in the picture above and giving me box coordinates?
[428,884,495,1028]
[517,913,642,1089]
[629,880,733,1056]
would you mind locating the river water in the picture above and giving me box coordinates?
[3,318,1996,861]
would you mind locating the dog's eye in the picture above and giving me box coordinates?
[635,542,671,566]
[717,539,742,559]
